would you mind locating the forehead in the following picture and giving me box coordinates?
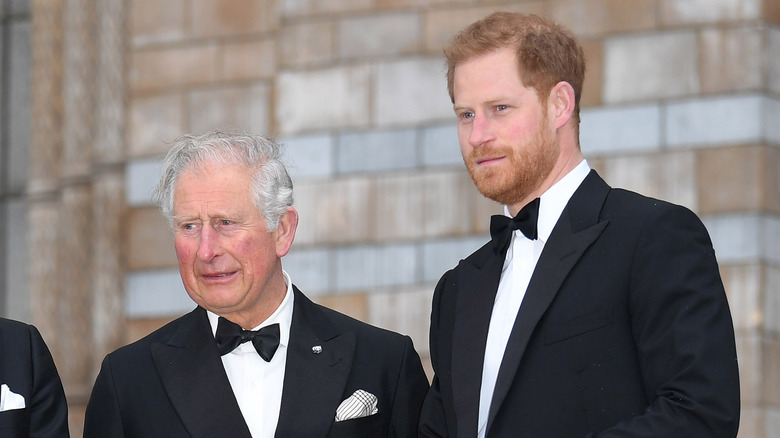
[173,163,255,210]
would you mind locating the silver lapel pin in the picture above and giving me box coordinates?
[312,345,323,354]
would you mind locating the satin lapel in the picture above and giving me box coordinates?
[486,171,611,433]
[275,288,355,438]
[151,307,252,438]
[451,243,504,438]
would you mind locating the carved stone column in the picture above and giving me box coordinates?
[91,0,126,379]
[29,0,64,361]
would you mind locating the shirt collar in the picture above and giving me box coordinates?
[503,159,591,243]
[207,270,294,348]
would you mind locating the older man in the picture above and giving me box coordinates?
[84,132,428,438]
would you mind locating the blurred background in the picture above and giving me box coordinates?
[0,0,778,435]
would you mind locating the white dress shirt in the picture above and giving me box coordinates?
[477,160,591,438]
[207,270,294,438]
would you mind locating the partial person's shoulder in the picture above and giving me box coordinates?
[605,187,697,220]
[0,317,39,339]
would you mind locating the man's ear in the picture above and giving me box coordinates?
[549,81,576,130]
[274,207,298,257]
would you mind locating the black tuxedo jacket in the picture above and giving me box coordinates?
[0,318,69,438]
[419,171,740,437]
[83,287,428,438]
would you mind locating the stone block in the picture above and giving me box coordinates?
[130,44,218,92]
[767,0,780,24]
[580,39,603,109]
[422,3,546,54]
[367,285,433,354]
[7,21,30,192]
[191,0,276,38]
[275,65,371,134]
[130,0,186,46]
[419,170,474,237]
[128,94,184,158]
[313,293,368,323]
[422,236,490,283]
[764,338,780,405]
[736,334,761,405]
[700,26,764,94]
[696,145,777,214]
[279,21,334,68]
[719,264,763,332]
[125,206,177,271]
[768,97,780,145]
[283,247,331,296]
[126,316,176,344]
[665,95,763,148]
[333,244,418,291]
[125,157,161,206]
[222,38,276,81]
[374,58,453,126]
[580,104,661,155]
[3,199,29,321]
[770,28,780,96]
[421,123,463,167]
[604,31,698,103]
[768,265,780,336]
[548,0,656,37]
[125,269,192,318]
[374,173,426,241]
[279,134,335,181]
[338,12,421,59]
[659,0,762,25]
[599,151,697,210]
[702,213,764,264]
[337,129,417,173]
[188,84,270,135]
[281,0,372,17]
[293,177,376,245]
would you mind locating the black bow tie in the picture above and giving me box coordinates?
[215,317,280,361]
[490,198,541,255]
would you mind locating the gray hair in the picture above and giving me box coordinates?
[153,131,294,231]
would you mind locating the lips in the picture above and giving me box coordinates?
[201,271,238,280]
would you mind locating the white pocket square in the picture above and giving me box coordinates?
[0,384,25,412]
[335,389,378,422]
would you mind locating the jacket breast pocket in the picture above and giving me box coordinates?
[0,408,30,436]
[327,413,382,438]
[543,306,614,345]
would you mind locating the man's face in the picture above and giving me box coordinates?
[172,162,289,323]
[453,47,559,209]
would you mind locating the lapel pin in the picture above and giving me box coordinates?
[312,345,323,354]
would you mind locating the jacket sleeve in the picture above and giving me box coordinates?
[83,356,125,438]
[418,271,452,438]
[592,204,740,437]
[388,335,430,438]
[28,325,70,438]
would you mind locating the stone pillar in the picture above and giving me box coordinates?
[91,0,126,378]
[29,0,64,362]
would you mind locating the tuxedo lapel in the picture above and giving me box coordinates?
[451,244,505,438]
[151,307,252,438]
[275,288,355,438]
[486,171,611,433]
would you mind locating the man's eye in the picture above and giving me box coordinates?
[183,223,196,230]
[221,220,233,226]
[496,105,508,111]
[460,111,474,119]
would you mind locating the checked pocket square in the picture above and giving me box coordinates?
[0,384,25,412]
[334,389,378,422]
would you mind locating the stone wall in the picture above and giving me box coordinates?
[20,0,780,436]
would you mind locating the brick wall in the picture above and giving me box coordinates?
[121,1,780,436]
